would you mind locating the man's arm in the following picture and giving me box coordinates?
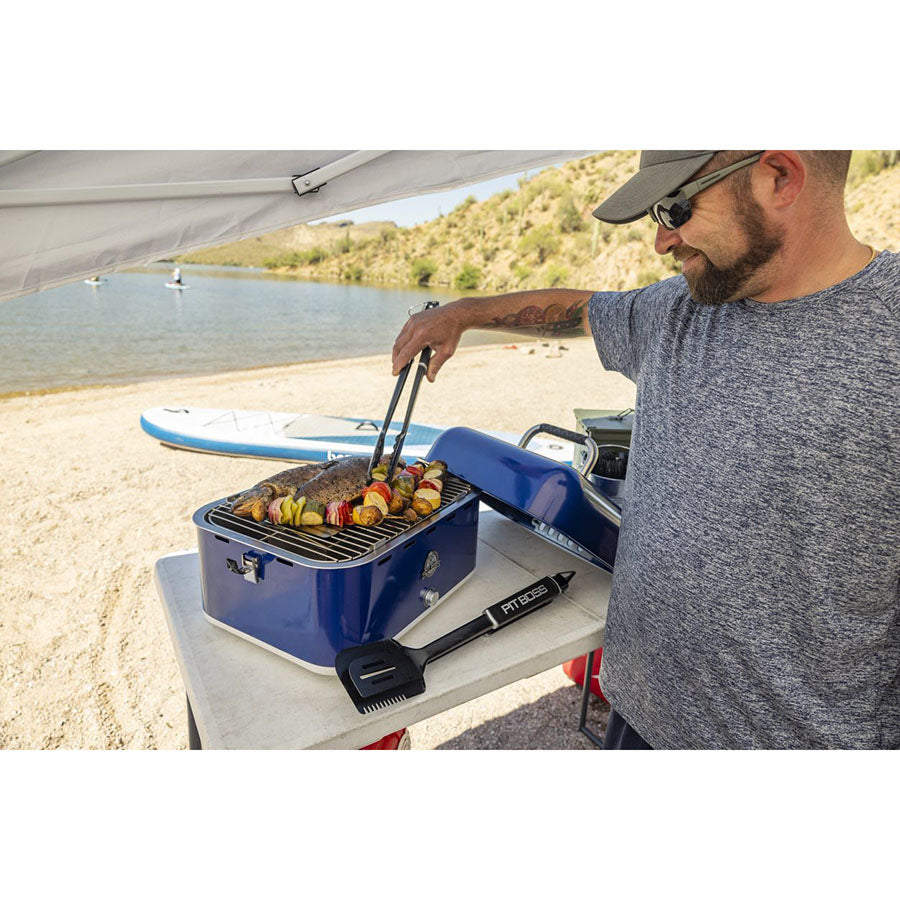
[392,288,594,381]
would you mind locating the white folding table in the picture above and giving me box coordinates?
[154,508,609,749]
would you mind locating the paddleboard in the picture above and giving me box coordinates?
[140,406,574,465]
[84,278,107,285]
[165,282,190,290]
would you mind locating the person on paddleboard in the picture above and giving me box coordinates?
[391,150,899,751]
[172,266,183,285]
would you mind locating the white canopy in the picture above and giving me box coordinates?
[0,150,587,303]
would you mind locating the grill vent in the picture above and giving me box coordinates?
[206,473,473,564]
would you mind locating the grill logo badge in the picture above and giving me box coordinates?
[421,551,440,579]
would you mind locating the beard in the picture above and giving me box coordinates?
[678,197,785,306]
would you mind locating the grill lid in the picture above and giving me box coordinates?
[426,426,622,571]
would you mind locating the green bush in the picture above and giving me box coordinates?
[558,197,585,233]
[334,233,353,254]
[847,150,899,190]
[344,264,364,281]
[454,263,482,290]
[544,263,569,288]
[411,258,438,286]
[262,250,308,268]
[481,245,498,262]
[637,266,665,285]
[518,225,560,264]
[305,246,328,264]
[511,262,532,283]
[543,175,569,198]
[453,195,478,214]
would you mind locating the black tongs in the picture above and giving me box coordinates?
[366,300,440,483]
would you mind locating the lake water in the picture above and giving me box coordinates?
[0,264,512,395]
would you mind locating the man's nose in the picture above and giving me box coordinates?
[654,223,681,256]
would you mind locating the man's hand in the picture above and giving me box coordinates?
[392,300,470,382]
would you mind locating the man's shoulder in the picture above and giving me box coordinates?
[591,274,691,307]
[866,250,900,319]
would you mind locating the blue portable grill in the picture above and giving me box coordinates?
[192,422,623,673]
[193,472,480,673]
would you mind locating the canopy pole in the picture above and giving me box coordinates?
[0,150,392,208]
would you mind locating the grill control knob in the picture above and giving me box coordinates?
[421,588,440,608]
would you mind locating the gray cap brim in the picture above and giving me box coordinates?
[592,151,715,224]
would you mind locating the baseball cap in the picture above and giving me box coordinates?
[592,151,716,224]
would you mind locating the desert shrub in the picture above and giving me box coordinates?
[262,250,309,268]
[518,225,560,264]
[380,229,396,244]
[582,184,602,206]
[544,263,569,287]
[638,266,665,284]
[334,233,353,254]
[462,240,474,251]
[454,195,478,214]
[510,262,532,283]
[543,175,568,198]
[481,245,498,262]
[521,182,541,208]
[454,263,482,290]
[558,197,585,233]
[343,264,364,281]
[411,258,438,286]
[305,246,328,264]
[847,150,900,190]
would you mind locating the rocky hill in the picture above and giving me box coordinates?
[178,151,898,293]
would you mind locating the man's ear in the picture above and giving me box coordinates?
[756,151,806,210]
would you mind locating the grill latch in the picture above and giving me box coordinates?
[226,553,261,584]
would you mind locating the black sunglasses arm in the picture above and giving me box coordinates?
[678,151,764,201]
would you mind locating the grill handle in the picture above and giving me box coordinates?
[518,423,600,478]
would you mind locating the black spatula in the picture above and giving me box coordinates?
[335,571,575,714]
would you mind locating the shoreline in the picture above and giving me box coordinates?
[0,332,533,403]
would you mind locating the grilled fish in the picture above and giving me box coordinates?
[230,460,338,521]
[296,454,408,506]
[230,454,407,521]
[296,456,372,506]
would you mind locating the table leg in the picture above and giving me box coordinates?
[186,693,202,750]
[577,650,604,748]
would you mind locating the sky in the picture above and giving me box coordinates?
[311,170,534,229]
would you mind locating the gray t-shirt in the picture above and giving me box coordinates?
[588,250,900,749]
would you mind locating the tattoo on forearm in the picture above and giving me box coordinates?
[476,298,590,337]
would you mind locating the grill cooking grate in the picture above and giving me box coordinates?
[206,472,473,564]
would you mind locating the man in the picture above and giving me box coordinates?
[392,151,899,749]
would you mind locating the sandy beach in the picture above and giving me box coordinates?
[0,336,634,750]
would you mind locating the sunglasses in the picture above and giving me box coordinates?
[647,152,763,230]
